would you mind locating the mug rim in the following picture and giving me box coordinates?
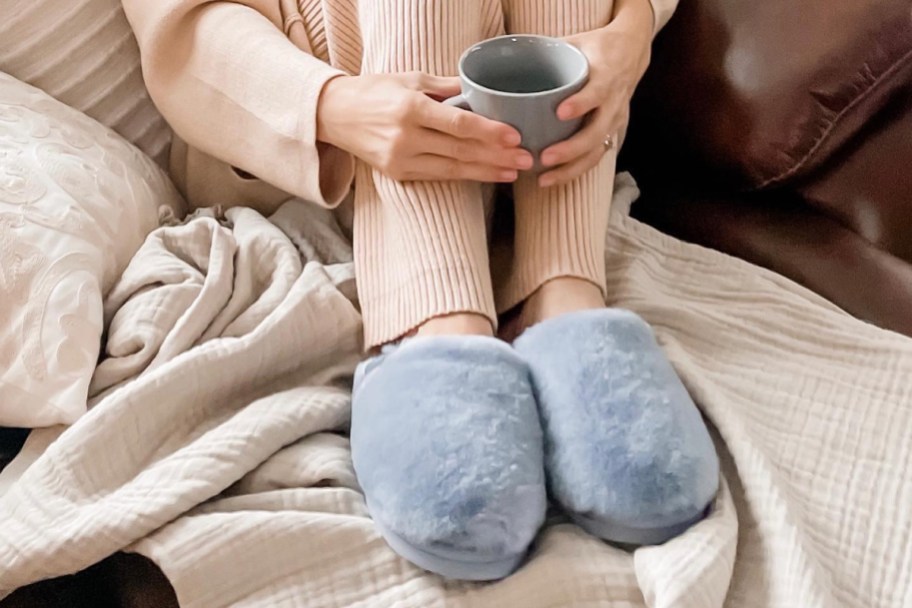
[456,34,590,99]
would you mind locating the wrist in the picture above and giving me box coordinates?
[316,75,352,149]
[611,0,655,38]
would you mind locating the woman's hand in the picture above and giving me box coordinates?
[538,0,655,187]
[317,72,533,183]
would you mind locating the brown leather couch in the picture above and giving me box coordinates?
[3,1,911,605]
[624,0,912,337]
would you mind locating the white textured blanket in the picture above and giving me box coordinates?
[1,179,911,607]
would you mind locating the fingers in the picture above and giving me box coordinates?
[402,71,461,98]
[406,155,519,183]
[538,145,604,187]
[540,107,612,169]
[421,130,533,171]
[537,106,620,186]
[556,80,607,121]
[416,96,522,147]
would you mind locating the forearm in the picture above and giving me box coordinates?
[122,0,353,207]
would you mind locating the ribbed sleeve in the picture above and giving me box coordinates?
[354,0,504,346]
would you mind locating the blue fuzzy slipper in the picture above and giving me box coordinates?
[350,336,547,580]
[513,309,719,546]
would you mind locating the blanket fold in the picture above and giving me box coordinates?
[1,180,910,608]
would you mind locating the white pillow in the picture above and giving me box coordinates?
[0,71,185,427]
[0,0,171,166]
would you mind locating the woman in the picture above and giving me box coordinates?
[123,0,719,581]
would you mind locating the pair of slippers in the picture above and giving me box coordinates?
[351,309,719,581]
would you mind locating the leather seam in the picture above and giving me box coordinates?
[757,43,912,190]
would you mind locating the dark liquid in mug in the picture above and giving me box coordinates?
[476,66,564,94]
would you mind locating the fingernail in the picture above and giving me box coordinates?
[539,175,554,187]
[516,154,533,170]
[504,132,522,147]
[541,152,556,167]
[501,170,519,182]
[557,106,572,120]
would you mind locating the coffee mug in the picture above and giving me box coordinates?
[445,34,589,172]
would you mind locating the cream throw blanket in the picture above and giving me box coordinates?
[1,177,910,607]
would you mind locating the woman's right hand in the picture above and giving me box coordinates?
[316,72,533,183]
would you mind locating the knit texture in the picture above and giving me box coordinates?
[122,0,679,347]
[354,0,622,345]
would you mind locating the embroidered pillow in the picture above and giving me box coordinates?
[0,72,184,427]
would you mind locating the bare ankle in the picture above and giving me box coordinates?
[521,278,605,330]
[416,313,494,338]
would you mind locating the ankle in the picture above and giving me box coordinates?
[416,312,494,338]
[518,277,605,333]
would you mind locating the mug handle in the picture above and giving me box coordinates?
[443,94,471,111]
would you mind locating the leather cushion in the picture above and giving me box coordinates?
[0,428,29,473]
[798,85,912,262]
[633,192,912,339]
[629,0,912,189]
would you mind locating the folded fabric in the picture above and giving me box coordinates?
[514,308,719,545]
[350,336,547,580]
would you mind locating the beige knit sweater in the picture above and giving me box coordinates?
[122,0,678,212]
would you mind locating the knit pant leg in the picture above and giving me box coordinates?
[355,0,505,348]
[496,0,617,312]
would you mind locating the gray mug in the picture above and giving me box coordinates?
[445,34,589,172]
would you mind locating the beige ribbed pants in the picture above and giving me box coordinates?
[355,0,617,347]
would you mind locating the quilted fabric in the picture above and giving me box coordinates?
[0,180,909,607]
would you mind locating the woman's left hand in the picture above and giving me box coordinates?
[538,0,655,187]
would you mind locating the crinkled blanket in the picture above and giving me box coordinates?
[1,177,910,607]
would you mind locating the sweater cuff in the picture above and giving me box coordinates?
[228,59,354,209]
[297,70,355,208]
[125,0,355,210]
